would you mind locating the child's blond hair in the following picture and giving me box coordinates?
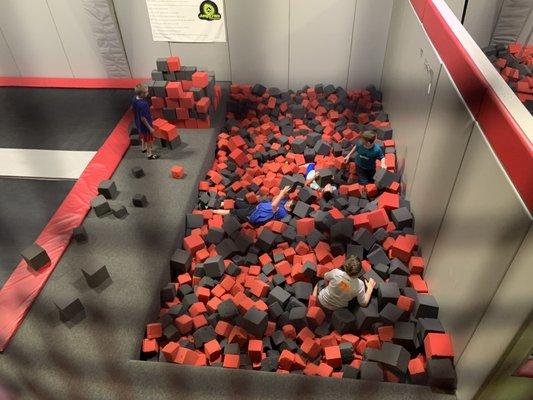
[135,83,148,96]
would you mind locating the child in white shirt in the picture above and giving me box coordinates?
[314,256,376,311]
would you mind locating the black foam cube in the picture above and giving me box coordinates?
[193,325,217,349]
[97,180,117,199]
[131,166,145,178]
[427,358,457,390]
[260,356,279,372]
[81,264,110,288]
[21,243,50,271]
[367,246,389,265]
[389,258,409,276]
[298,187,317,204]
[379,303,406,324]
[330,219,353,242]
[204,256,225,278]
[292,282,312,302]
[391,207,414,230]
[413,294,439,319]
[343,365,360,379]
[373,169,398,189]
[352,228,376,251]
[91,195,111,217]
[170,248,191,278]
[291,139,306,154]
[111,205,128,219]
[186,214,204,229]
[132,194,148,207]
[359,361,383,381]
[218,299,239,320]
[268,302,284,320]
[206,227,225,244]
[256,228,276,252]
[160,283,176,304]
[416,318,445,342]
[314,140,331,156]
[340,342,355,364]
[288,307,307,331]
[72,226,88,243]
[331,308,357,334]
[241,307,268,337]
[54,296,84,322]
[355,301,380,331]
[267,286,291,307]
[364,342,410,376]
[378,282,400,307]
[292,201,311,218]
[393,321,418,351]
[216,238,238,259]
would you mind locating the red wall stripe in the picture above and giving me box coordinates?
[411,0,429,19]
[411,0,533,211]
[0,110,132,352]
[0,77,147,89]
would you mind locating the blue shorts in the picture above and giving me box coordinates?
[305,163,315,179]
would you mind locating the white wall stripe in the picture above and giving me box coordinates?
[0,149,96,180]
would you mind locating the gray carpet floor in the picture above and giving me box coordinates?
[0,84,456,400]
[0,179,74,287]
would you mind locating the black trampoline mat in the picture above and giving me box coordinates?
[0,178,74,288]
[0,87,132,151]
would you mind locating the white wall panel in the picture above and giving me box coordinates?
[0,28,19,76]
[46,0,109,78]
[113,0,170,78]
[456,225,532,400]
[409,68,474,260]
[444,0,465,20]
[169,43,230,81]
[225,0,289,88]
[289,0,356,89]
[425,124,531,360]
[463,0,503,48]
[347,0,393,90]
[381,0,442,196]
[0,0,71,77]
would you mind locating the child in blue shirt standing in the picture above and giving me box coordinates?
[344,131,385,184]
[132,83,159,159]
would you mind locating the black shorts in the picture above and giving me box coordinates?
[357,167,375,184]
[230,199,256,223]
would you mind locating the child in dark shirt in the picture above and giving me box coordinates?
[344,131,385,184]
[132,83,159,159]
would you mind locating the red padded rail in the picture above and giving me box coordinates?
[411,0,533,211]
[0,110,133,351]
[0,77,146,89]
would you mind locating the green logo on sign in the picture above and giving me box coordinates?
[198,1,221,21]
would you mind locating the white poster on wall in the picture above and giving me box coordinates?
[146,0,226,42]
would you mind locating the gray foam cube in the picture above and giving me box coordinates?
[82,264,110,288]
[21,243,50,270]
[112,205,128,219]
[97,180,117,199]
[54,296,85,322]
[204,256,225,278]
[91,195,111,217]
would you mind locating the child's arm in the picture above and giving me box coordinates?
[141,116,154,133]
[343,144,357,164]
[358,278,376,307]
[271,185,291,212]
[379,156,386,169]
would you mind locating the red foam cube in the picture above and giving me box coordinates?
[192,71,209,88]
[146,323,162,339]
[424,333,454,359]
